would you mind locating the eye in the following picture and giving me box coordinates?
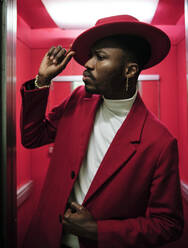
[96,53,105,61]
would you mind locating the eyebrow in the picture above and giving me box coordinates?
[93,48,108,55]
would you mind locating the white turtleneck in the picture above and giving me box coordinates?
[62,90,137,247]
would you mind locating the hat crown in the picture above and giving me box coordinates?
[72,15,170,70]
[95,15,139,26]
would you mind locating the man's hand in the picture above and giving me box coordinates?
[63,202,98,240]
[37,46,75,86]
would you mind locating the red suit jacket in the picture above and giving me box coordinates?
[21,82,183,248]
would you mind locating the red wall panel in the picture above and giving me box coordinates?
[176,38,188,184]
[16,17,34,248]
[16,39,32,187]
[140,81,160,118]
[143,44,179,139]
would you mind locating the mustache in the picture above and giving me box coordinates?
[83,70,95,79]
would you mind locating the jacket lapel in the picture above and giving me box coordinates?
[83,94,148,205]
[75,93,102,173]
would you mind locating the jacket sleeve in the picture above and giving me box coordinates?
[97,139,184,248]
[20,79,70,148]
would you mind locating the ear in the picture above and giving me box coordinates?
[125,63,139,79]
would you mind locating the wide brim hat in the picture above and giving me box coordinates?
[71,15,171,70]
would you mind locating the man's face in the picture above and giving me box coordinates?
[82,38,127,99]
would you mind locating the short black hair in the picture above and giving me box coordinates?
[106,34,151,70]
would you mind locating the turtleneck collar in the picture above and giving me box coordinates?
[103,89,138,116]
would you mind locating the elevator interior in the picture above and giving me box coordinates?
[1,0,188,248]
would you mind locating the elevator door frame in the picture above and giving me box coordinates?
[0,0,17,247]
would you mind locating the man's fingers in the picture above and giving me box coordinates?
[64,208,72,218]
[47,46,56,57]
[58,50,75,70]
[43,46,75,76]
[50,45,63,60]
[64,202,84,223]
[53,48,67,64]
[70,201,84,213]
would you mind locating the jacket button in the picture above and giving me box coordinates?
[71,171,75,179]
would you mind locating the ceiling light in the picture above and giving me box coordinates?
[42,0,159,29]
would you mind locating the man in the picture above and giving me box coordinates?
[21,15,183,248]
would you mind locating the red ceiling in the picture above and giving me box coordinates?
[17,0,184,29]
[17,0,57,29]
[152,0,184,25]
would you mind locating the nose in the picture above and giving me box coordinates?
[84,56,95,69]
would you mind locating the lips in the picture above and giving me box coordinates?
[83,70,94,79]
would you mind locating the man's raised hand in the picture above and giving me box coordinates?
[37,45,75,86]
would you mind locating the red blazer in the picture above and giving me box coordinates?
[21,82,183,248]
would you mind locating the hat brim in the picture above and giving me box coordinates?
[71,21,171,69]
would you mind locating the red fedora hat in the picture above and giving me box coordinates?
[71,15,170,69]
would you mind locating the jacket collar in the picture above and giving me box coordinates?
[81,93,148,205]
[83,92,147,142]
